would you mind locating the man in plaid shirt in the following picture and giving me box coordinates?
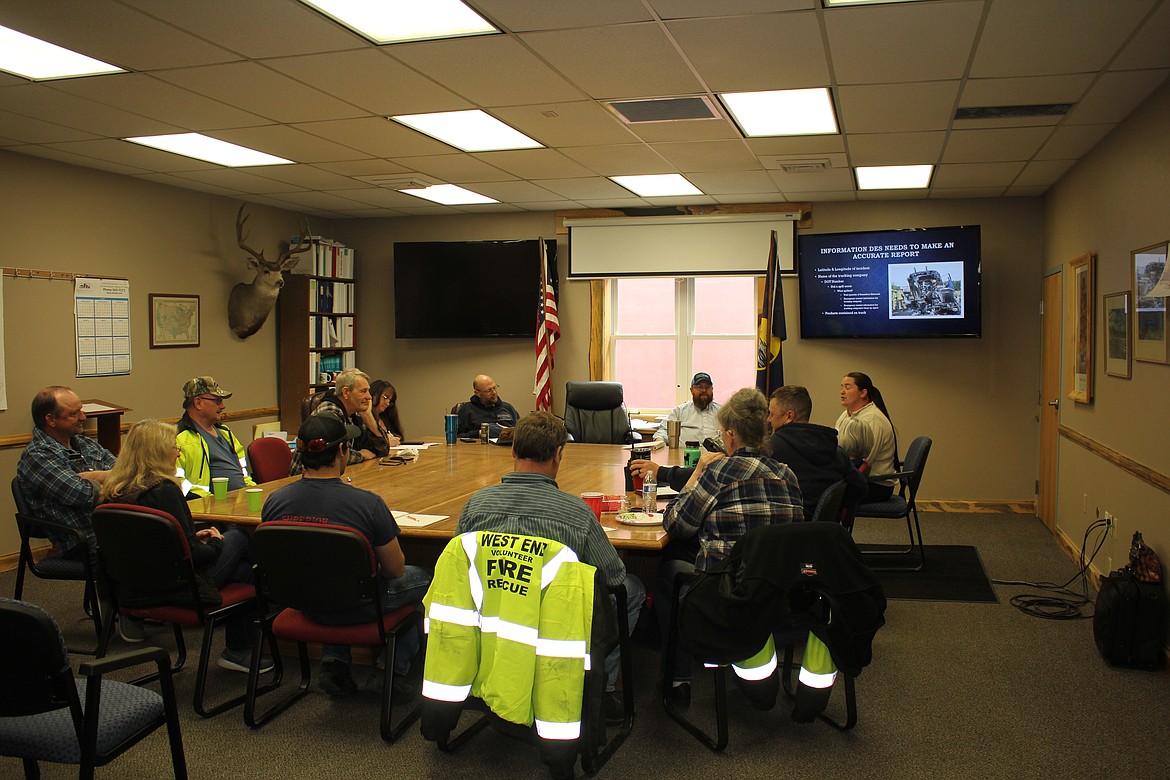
[657,387,803,705]
[16,386,117,564]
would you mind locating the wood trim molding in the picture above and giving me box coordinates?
[1059,424,1170,496]
[0,405,280,451]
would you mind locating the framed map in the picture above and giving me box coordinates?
[150,293,200,348]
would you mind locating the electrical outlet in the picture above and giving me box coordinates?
[1108,512,1117,539]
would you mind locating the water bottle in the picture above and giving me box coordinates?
[642,470,657,515]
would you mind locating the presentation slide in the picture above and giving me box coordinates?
[798,226,981,339]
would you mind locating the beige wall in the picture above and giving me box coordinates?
[339,197,1043,505]
[1043,80,1170,571]
[1,151,284,557]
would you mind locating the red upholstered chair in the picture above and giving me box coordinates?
[91,504,272,718]
[247,436,294,483]
[244,521,421,742]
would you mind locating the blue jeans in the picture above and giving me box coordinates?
[318,565,432,675]
[211,527,254,653]
[607,573,646,691]
[656,558,697,683]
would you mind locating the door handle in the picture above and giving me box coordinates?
[1047,400,1059,408]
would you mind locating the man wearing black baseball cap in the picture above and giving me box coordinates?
[261,414,432,699]
[653,371,721,445]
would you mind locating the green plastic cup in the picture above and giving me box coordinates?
[245,487,263,512]
[212,477,228,500]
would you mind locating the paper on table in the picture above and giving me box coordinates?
[657,485,679,498]
[391,511,447,527]
[81,403,118,413]
[392,442,438,450]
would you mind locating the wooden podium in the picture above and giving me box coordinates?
[81,399,130,455]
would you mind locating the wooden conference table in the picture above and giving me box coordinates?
[189,440,682,554]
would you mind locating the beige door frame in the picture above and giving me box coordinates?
[1038,269,1062,529]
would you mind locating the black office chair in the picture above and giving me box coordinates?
[0,598,188,780]
[10,477,103,655]
[809,479,849,525]
[91,505,268,718]
[563,381,640,444]
[854,435,933,571]
[663,523,886,752]
[245,521,421,742]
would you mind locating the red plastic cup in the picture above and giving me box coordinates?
[580,492,603,520]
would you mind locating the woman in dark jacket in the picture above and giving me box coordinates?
[99,419,265,672]
[357,379,404,457]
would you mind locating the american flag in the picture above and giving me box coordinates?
[534,238,560,411]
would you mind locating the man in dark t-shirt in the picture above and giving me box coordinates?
[262,414,431,698]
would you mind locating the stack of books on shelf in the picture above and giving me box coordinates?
[307,280,354,314]
[310,317,355,349]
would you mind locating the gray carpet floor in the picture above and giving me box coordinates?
[4,512,1169,779]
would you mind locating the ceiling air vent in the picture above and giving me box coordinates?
[776,158,832,174]
[606,96,721,124]
[356,174,440,190]
[955,104,1072,120]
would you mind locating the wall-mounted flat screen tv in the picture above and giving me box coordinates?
[798,226,981,339]
[393,239,554,339]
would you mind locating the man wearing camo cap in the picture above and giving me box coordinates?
[176,376,256,497]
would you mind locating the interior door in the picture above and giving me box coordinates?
[1038,271,1062,529]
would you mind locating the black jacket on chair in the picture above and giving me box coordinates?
[679,522,885,676]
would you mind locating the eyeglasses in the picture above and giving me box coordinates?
[196,395,224,405]
[475,385,500,395]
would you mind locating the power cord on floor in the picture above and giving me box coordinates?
[991,519,1109,620]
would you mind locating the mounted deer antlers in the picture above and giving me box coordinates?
[227,205,311,339]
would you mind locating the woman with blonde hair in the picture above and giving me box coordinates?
[100,419,265,672]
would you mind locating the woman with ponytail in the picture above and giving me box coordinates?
[835,372,898,502]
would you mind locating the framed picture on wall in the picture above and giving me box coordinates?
[1132,240,1169,364]
[149,294,200,348]
[1103,291,1131,379]
[1066,252,1094,404]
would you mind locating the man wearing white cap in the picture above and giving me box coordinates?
[176,376,256,497]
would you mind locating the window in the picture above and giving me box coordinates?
[612,276,758,409]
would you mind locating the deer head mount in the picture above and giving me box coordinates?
[227,205,311,339]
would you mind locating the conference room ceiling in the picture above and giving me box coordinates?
[2,0,1169,219]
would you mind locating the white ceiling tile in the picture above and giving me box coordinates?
[1065,69,1170,124]
[387,153,514,183]
[520,24,703,100]
[838,82,961,133]
[686,170,778,195]
[2,83,180,137]
[959,75,1095,108]
[932,161,1026,188]
[491,102,636,147]
[294,117,452,158]
[1035,124,1114,161]
[472,149,598,179]
[650,140,761,172]
[825,2,983,85]
[942,127,1054,163]
[153,62,367,124]
[531,177,631,199]
[1015,159,1076,187]
[212,125,371,164]
[971,0,1156,78]
[668,11,829,92]
[560,144,672,176]
[847,132,945,166]
[472,0,653,31]
[264,50,470,116]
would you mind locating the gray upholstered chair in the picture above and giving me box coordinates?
[563,382,640,444]
[0,598,188,779]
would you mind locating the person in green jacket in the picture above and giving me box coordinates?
[176,376,255,497]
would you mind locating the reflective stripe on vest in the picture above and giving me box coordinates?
[535,718,580,740]
[421,679,471,702]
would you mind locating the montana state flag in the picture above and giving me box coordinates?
[756,230,786,396]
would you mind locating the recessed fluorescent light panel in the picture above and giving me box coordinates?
[0,24,124,80]
[124,134,293,167]
[299,0,498,44]
[610,174,703,198]
[720,88,838,137]
[855,164,933,190]
[399,184,498,205]
[391,110,543,152]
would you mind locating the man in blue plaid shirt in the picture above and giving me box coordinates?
[657,387,804,705]
[16,386,117,564]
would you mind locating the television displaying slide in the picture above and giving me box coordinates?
[798,226,981,339]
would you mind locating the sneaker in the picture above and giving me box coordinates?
[118,615,146,644]
[217,647,274,674]
[603,691,626,725]
[319,659,358,698]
